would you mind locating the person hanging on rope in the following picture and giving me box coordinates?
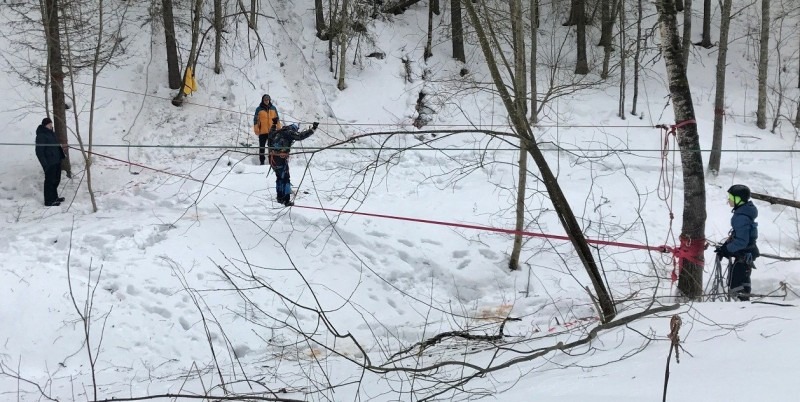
[268,119,318,206]
[253,94,281,165]
[714,184,759,301]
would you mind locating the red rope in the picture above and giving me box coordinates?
[294,205,672,253]
[670,236,706,282]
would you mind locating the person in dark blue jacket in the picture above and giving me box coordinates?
[715,184,759,301]
[267,120,317,206]
[35,117,66,206]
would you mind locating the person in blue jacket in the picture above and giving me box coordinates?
[35,117,66,206]
[268,120,317,206]
[715,184,759,301]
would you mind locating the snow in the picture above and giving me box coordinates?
[1,0,800,401]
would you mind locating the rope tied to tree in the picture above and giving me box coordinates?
[670,236,706,283]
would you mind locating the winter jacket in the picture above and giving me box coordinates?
[35,124,65,170]
[723,201,759,257]
[268,125,314,157]
[253,102,281,135]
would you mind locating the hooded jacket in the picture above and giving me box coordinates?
[253,102,281,135]
[724,201,758,256]
[35,124,65,169]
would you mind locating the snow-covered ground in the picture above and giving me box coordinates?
[1,1,800,401]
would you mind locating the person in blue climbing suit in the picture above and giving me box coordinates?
[714,184,759,301]
[268,118,318,206]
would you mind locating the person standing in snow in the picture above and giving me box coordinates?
[35,117,66,207]
[253,94,281,165]
[268,120,318,206]
[714,184,759,301]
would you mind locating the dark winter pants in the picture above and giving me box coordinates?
[270,156,291,203]
[43,163,62,205]
[727,258,752,301]
[258,134,269,165]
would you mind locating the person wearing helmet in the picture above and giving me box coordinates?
[267,121,319,206]
[253,94,281,165]
[714,184,759,301]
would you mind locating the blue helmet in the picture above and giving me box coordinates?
[288,123,299,131]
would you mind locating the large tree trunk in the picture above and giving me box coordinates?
[656,0,707,300]
[162,0,181,89]
[708,0,732,175]
[214,0,222,74]
[756,0,770,129]
[697,0,712,48]
[631,0,642,115]
[675,0,684,11]
[575,0,589,74]
[315,0,329,39]
[43,0,71,176]
[600,0,614,79]
[509,0,527,271]
[564,0,579,26]
[462,0,617,322]
[530,0,539,121]
[432,0,440,15]
[451,0,465,62]
[681,0,692,68]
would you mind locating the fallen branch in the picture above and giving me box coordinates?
[751,192,800,209]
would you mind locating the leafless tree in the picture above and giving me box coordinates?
[708,0,733,176]
[756,0,771,129]
[697,0,713,48]
[162,0,182,89]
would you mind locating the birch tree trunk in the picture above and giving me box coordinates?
[681,0,692,68]
[451,0,465,62]
[162,0,181,89]
[462,0,617,322]
[172,0,203,106]
[756,0,770,129]
[708,0,732,175]
[43,0,71,176]
[510,0,527,271]
[656,0,707,299]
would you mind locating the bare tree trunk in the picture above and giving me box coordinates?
[681,0,692,68]
[214,0,222,74]
[43,0,71,176]
[631,0,642,115]
[708,0,732,176]
[564,0,579,26]
[162,0,181,89]
[451,0,465,62]
[424,0,433,60]
[338,0,349,90]
[756,0,770,129]
[462,0,617,322]
[708,0,731,176]
[510,0,527,271]
[172,0,203,106]
[530,0,539,121]
[599,0,612,47]
[618,0,626,119]
[575,0,589,74]
[432,0,440,15]
[656,0,707,300]
[315,0,329,39]
[675,0,684,11]
[697,0,712,48]
[250,0,257,29]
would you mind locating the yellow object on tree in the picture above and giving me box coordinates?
[183,66,198,95]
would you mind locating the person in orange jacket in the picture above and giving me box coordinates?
[253,94,281,165]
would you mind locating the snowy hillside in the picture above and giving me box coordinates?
[1,0,800,401]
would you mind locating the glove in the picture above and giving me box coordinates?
[272,117,279,124]
[714,246,732,258]
[312,122,319,130]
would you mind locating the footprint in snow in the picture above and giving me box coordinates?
[479,249,499,260]
[452,250,469,258]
